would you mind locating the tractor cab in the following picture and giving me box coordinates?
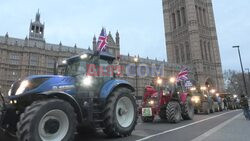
[57,52,117,95]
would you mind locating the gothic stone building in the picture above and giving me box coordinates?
[0,12,86,94]
[1,0,225,96]
[0,11,186,96]
[162,0,224,91]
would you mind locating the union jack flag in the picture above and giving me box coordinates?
[97,28,108,52]
[177,67,188,81]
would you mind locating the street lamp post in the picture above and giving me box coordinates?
[134,56,139,98]
[233,46,248,96]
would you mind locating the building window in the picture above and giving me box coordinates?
[199,7,203,25]
[200,40,204,60]
[30,54,39,66]
[40,27,43,34]
[181,7,186,25]
[195,6,199,24]
[9,52,20,65]
[36,26,39,33]
[208,42,212,62]
[185,42,191,62]
[177,10,181,26]
[31,26,35,32]
[175,46,180,63]
[47,57,55,68]
[172,13,176,29]
[203,9,207,26]
[204,41,208,60]
[180,44,185,63]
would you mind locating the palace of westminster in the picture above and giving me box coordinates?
[0,0,224,96]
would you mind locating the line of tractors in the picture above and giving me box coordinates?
[0,52,240,141]
[139,77,241,123]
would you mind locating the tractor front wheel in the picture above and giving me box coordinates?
[182,96,194,120]
[103,88,137,137]
[17,99,77,141]
[166,101,182,123]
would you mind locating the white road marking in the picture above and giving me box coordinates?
[190,113,242,141]
[136,110,240,141]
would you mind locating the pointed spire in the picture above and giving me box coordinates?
[88,46,91,50]
[5,32,9,38]
[128,53,130,56]
[115,30,120,46]
[35,9,40,22]
[25,36,28,40]
[116,30,119,37]
[74,43,77,48]
[59,41,62,51]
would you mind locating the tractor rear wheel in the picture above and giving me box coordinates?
[182,96,194,120]
[103,88,137,137]
[166,101,182,123]
[17,99,77,141]
[159,106,167,120]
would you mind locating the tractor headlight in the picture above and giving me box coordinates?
[16,80,29,95]
[148,100,155,105]
[191,96,200,103]
[82,76,93,86]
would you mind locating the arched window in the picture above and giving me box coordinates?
[208,42,212,62]
[200,40,204,59]
[195,6,199,24]
[185,42,191,62]
[177,10,181,26]
[180,44,185,63]
[199,7,203,25]
[181,7,186,25]
[172,13,176,29]
[175,46,180,63]
[204,41,208,60]
[203,9,207,26]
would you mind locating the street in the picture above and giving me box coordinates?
[1,110,246,141]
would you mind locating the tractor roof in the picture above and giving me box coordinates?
[67,51,115,62]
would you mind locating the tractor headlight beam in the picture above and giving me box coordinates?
[16,80,29,95]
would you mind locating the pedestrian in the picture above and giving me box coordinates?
[223,98,228,110]
[240,95,250,120]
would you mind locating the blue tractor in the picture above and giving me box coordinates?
[0,52,138,141]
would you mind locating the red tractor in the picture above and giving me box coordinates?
[140,77,194,123]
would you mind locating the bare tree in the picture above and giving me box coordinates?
[223,69,248,96]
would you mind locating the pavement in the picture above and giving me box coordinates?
[0,110,249,141]
[193,113,249,141]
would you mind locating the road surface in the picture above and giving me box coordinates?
[0,110,246,141]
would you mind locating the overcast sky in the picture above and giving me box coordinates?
[0,0,249,71]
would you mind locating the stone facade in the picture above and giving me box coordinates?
[0,11,187,97]
[0,11,86,94]
[162,0,224,91]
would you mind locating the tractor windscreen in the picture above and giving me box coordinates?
[65,60,87,76]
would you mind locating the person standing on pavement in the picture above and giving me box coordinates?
[240,95,250,120]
